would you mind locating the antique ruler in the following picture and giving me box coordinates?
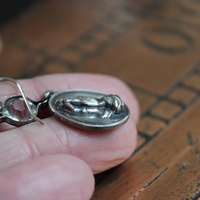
[1,0,200,199]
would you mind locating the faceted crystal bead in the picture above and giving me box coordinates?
[10,99,30,119]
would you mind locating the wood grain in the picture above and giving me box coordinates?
[1,0,200,199]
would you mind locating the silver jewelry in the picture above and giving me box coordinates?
[0,77,130,130]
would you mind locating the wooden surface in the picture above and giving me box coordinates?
[1,0,200,199]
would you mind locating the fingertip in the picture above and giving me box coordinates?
[92,115,137,174]
[0,155,94,200]
[0,73,139,175]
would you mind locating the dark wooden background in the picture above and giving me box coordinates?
[1,0,200,199]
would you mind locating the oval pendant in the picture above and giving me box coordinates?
[48,90,130,130]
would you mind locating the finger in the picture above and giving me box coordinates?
[0,115,137,174]
[0,154,94,200]
[0,74,138,173]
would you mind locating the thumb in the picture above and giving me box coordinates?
[0,154,95,200]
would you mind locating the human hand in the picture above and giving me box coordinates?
[0,73,139,200]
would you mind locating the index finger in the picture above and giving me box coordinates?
[0,73,139,173]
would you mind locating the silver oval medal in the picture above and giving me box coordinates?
[48,90,130,130]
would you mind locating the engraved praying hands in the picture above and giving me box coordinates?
[55,95,125,118]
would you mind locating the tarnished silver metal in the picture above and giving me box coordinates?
[0,77,130,130]
[0,78,54,127]
[48,90,130,130]
[0,77,45,126]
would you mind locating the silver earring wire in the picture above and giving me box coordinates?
[0,77,44,125]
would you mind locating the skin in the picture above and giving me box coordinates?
[0,73,139,200]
